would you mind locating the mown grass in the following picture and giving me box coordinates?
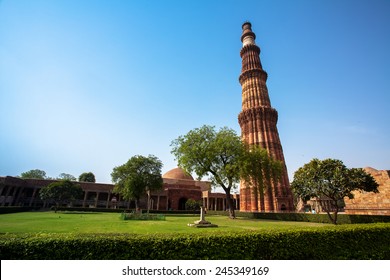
[0,211,336,235]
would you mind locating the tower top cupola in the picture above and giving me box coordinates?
[241,21,256,46]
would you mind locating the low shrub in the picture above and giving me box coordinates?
[208,211,390,224]
[0,207,39,214]
[120,212,166,221]
[46,207,200,215]
[1,224,389,260]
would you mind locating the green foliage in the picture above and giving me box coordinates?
[291,158,379,224]
[20,169,47,179]
[171,125,242,186]
[78,172,96,182]
[57,173,76,181]
[39,180,83,212]
[207,211,390,224]
[171,125,282,218]
[171,125,243,218]
[111,155,163,209]
[0,207,40,214]
[240,144,283,200]
[185,199,202,211]
[120,212,166,220]
[1,224,389,259]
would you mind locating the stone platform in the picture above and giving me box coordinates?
[187,220,218,228]
[187,207,218,228]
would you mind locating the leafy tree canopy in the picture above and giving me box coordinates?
[185,199,202,211]
[78,172,96,183]
[171,125,281,218]
[39,179,83,212]
[171,125,242,188]
[291,158,379,224]
[111,155,163,209]
[57,173,76,181]
[20,169,47,179]
[240,144,283,203]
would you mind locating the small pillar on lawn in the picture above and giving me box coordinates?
[188,206,218,228]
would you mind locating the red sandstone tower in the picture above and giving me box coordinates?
[238,22,294,212]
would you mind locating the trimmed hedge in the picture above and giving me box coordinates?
[47,207,200,215]
[0,207,40,215]
[0,206,200,215]
[1,224,389,259]
[120,212,166,220]
[208,211,390,224]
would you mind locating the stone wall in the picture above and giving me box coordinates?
[344,167,390,215]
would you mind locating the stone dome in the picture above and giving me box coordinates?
[162,167,194,180]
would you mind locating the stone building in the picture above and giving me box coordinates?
[159,167,208,210]
[344,167,390,215]
[0,167,239,211]
[238,22,294,212]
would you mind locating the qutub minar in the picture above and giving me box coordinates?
[238,22,294,212]
[0,22,387,214]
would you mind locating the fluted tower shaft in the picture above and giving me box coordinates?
[238,22,294,212]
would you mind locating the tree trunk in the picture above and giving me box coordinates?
[147,190,151,214]
[225,191,236,219]
[325,210,336,224]
[324,205,339,225]
[332,203,339,225]
[330,199,340,225]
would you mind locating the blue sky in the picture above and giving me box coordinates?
[1,0,389,184]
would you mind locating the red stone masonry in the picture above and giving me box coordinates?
[238,22,294,212]
[344,167,390,215]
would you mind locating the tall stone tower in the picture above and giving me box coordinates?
[238,22,294,212]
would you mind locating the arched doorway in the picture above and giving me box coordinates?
[280,204,287,211]
[178,197,187,210]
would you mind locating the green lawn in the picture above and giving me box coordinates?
[0,211,336,234]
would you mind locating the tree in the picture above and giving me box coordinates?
[291,158,379,224]
[111,155,163,211]
[240,144,284,211]
[79,172,96,183]
[39,179,83,212]
[171,125,243,218]
[20,169,47,179]
[57,173,76,181]
[185,199,202,211]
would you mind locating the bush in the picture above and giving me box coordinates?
[1,224,389,260]
[120,212,166,220]
[0,207,39,214]
[47,207,200,215]
[208,211,390,224]
[185,199,202,211]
